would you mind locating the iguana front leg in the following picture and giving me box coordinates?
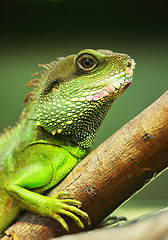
[4,145,90,231]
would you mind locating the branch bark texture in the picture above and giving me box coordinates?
[3,91,168,240]
[53,208,168,240]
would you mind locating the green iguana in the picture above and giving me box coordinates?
[0,49,136,235]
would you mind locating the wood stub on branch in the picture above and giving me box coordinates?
[3,91,168,240]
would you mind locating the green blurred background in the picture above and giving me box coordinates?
[1,0,168,219]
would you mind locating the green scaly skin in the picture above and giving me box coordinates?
[0,49,135,235]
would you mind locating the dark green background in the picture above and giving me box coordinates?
[1,0,168,218]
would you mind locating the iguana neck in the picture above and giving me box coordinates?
[16,65,88,158]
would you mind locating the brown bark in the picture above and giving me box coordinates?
[52,208,168,240]
[3,91,168,240]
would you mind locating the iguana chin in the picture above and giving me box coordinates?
[0,49,135,234]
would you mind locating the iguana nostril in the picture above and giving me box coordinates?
[127,61,132,68]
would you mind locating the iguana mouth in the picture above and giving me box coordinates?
[92,58,135,101]
[84,77,132,101]
[70,58,135,102]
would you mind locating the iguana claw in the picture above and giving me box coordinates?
[50,191,91,231]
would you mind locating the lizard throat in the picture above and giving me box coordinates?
[36,70,132,148]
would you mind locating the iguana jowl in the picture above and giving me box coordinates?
[0,49,135,234]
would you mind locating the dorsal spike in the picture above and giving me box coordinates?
[31,70,45,77]
[22,92,33,105]
[57,57,64,61]
[25,78,40,88]
[38,64,50,70]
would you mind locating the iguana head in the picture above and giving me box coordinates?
[36,49,136,148]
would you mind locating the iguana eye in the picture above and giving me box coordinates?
[76,53,98,72]
[80,58,95,68]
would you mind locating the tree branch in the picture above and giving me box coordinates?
[52,208,168,240]
[3,91,168,240]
